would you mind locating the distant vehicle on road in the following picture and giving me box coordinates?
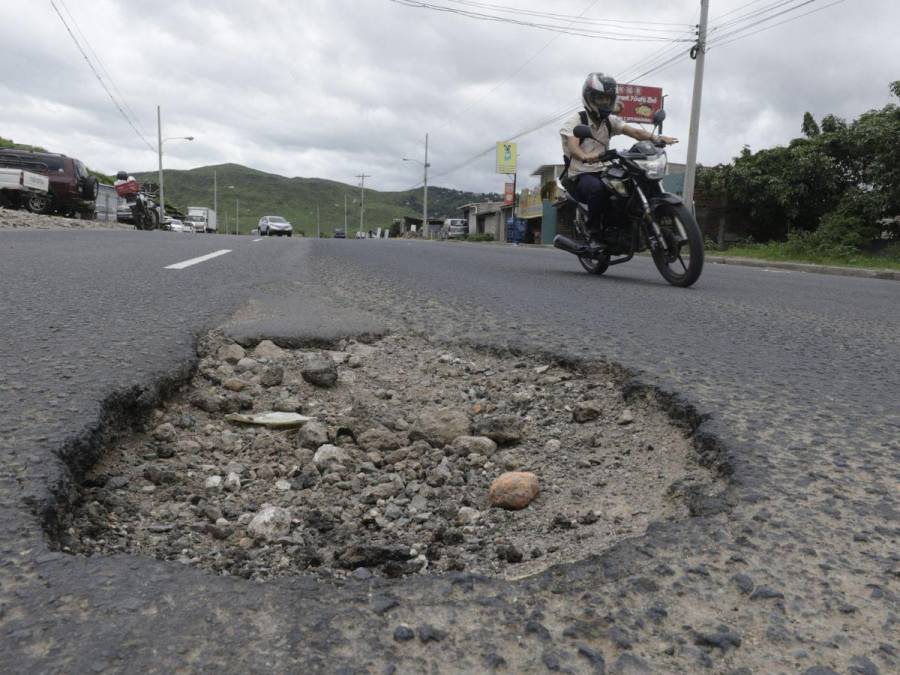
[258,215,293,237]
[0,165,49,211]
[165,218,188,233]
[0,149,98,218]
[444,218,468,239]
[333,228,346,239]
[185,206,217,233]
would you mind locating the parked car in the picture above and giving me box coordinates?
[116,196,134,224]
[0,149,98,218]
[333,228,346,239]
[258,215,293,237]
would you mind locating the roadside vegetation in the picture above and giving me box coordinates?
[697,81,900,269]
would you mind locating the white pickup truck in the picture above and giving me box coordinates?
[0,167,50,211]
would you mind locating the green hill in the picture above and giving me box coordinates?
[135,163,498,236]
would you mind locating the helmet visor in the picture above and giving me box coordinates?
[587,91,615,109]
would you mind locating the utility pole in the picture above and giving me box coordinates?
[236,198,239,236]
[213,169,217,233]
[682,0,709,214]
[157,105,164,227]
[422,133,429,239]
[356,173,371,236]
[344,193,348,233]
[316,206,320,238]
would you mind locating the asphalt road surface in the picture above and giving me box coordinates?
[1,229,898,673]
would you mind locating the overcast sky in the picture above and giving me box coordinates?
[1,0,897,193]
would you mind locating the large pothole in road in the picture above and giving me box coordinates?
[64,333,726,582]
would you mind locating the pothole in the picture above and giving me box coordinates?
[61,333,726,581]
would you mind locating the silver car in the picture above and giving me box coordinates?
[259,215,293,237]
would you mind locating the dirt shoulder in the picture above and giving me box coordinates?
[0,206,133,231]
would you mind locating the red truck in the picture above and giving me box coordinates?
[0,149,99,218]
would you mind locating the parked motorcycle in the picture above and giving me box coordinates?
[553,110,704,287]
[115,177,159,230]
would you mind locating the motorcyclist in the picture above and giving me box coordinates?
[560,72,678,239]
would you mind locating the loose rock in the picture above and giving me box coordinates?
[247,505,291,542]
[302,353,339,387]
[489,472,540,510]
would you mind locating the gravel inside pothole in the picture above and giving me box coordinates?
[64,334,723,582]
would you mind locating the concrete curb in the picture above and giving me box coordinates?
[702,254,900,281]
[431,239,900,281]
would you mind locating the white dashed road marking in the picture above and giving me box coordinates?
[165,249,232,270]
[253,238,263,242]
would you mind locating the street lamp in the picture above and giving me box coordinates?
[403,132,430,238]
[157,105,194,227]
[227,185,238,235]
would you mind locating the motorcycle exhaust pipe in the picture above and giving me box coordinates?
[553,234,589,256]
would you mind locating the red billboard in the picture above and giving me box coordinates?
[616,84,663,124]
[503,182,515,205]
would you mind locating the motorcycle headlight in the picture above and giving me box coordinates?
[634,152,667,179]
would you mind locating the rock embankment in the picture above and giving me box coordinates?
[0,206,131,230]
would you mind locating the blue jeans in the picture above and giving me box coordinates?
[573,173,608,233]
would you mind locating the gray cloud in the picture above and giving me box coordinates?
[1,0,896,193]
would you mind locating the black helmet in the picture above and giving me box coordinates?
[116,171,128,181]
[582,72,618,122]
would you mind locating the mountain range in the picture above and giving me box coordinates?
[135,163,498,235]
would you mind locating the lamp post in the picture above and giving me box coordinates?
[156,105,194,226]
[227,185,238,235]
[403,132,430,238]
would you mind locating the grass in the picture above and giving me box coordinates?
[713,242,900,272]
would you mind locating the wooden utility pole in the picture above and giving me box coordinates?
[356,173,371,235]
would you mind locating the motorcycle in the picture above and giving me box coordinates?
[115,177,160,230]
[553,110,704,287]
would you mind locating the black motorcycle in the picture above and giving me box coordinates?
[553,110,704,287]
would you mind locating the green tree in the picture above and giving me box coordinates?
[802,112,820,138]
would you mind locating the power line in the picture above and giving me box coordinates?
[709,0,847,48]
[440,0,694,29]
[431,0,601,134]
[48,0,155,152]
[56,0,149,142]
[388,0,695,41]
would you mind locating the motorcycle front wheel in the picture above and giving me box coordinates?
[650,203,704,287]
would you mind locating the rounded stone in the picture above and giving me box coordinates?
[489,472,539,510]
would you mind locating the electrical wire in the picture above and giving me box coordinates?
[440,0,694,29]
[430,0,601,134]
[709,0,847,48]
[48,0,155,152]
[56,0,149,143]
[388,0,695,42]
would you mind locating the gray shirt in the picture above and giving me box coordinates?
[559,112,625,178]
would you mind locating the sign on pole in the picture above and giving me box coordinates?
[495,142,517,174]
[503,182,515,205]
[616,84,663,124]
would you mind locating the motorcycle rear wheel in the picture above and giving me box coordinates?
[650,203,704,287]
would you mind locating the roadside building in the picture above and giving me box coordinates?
[400,215,444,238]
[458,201,514,241]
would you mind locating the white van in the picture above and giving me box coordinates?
[444,218,468,239]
